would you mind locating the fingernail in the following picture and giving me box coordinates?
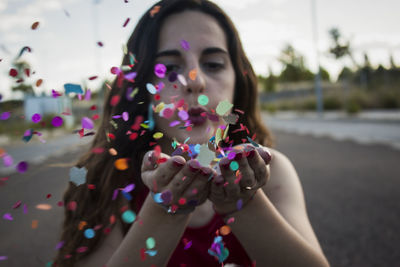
[189,161,200,172]
[214,175,224,185]
[173,158,185,168]
[246,150,255,158]
[200,167,211,177]
[258,149,272,164]
[148,152,154,162]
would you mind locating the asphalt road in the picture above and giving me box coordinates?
[1,130,400,267]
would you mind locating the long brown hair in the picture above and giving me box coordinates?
[53,0,273,265]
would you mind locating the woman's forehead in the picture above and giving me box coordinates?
[157,10,228,52]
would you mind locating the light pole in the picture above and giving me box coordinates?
[311,0,323,117]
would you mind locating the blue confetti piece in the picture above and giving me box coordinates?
[121,191,132,201]
[246,136,259,147]
[64,83,83,95]
[147,104,155,131]
[145,250,158,256]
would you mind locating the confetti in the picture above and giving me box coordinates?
[32,220,38,229]
[153,132,163,139]
[177,74,187,86]
[31,113,41,123]
[181,40,190,50]
[84,228,95,239]
[110,95,120,106]
[16,161,28,173]
[178,110,189,121]
[55,241,65,250]
[229,161,239,171]
[197,144,215,167]
[236,199,243,210]
[121,210,136,223]
[36,204,52,210]
[67,201,77,211]
[146,237,156,249]
[0,256,8,261]
[169,120,180,127]
[115,158,129,170]
[0,112,11,120]
[81,117,94,129]
[31,21,39,30]
[168,72,178,82]
[69,167,87,186]
[161,108,174,119]
[146,83,157,94]
[189,69,197,80]
[123,17,130,27]
[198,95,209,106]
[36,79,43,87]
[64,83,83,95]
[2,213,13,221]
[9,68,18,77]
[51,116,63,127]
[216,100,233,116]
[220,225,231,236]
[154,64,166,78]
[150,5,161,17]
[17,46,32,58]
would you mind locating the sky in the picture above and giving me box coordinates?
[1,0,399,101]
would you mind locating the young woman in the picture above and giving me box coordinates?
[54,0,329,266]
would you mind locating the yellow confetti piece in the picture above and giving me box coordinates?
[189,69,197,80]
[153,132,163,139]
[130,87,139,99]
[223,124,229,140]
[122,43,128,55]
[78,221,87,230]
[110,120,118,129]
[115,158,129,170]
[155,102,165,113]
[140,123,149,129]
[216,100,233,116]
[32,220,38,229]
[215,128,222,146]
[220,225,231,236]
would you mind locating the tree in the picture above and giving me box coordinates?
[328,27,359,69]
[278,44,314,82]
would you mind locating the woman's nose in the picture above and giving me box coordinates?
[184,68,205,94]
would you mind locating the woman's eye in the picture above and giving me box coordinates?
[203,62,224,71]
[165,64,181,73]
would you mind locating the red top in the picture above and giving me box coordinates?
[137,189,253,267]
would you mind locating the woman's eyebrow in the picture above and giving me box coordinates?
[202,47,228,56]
[156,49,181,58]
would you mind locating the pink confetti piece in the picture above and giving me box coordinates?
[0,112,11,120]
[162,108,174,119]
[51,116,63,127]
[169,120,180,127]
[122,112,129,121]
[31,113,41,123]
[81,117,94,129]
[76,246,88,253]
[12,200,22,209]
[2,213,13,220]
[3,154,13,167]
[154,64,166,78]
[123,183,135,193]
[110,66,121,75]
[180,40,190,50]
[84,89,91,101]
[226,217,235,224]
[178,110,189,121]
[16,161,28,173]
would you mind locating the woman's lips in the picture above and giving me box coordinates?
[188,107,207,126]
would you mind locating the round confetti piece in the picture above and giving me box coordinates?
[227,152,236,160]
[177,74,187,86]
[81,117,94,129]
[153,132,163,139]
[181,40,190,50]
[189,69,197,80]
[109,148,117,156]
[0,112,11,120]
[220,225,231,236]
[16,161,28,173]
[121,210,136,223]
[31,21,39,30]
[51,116,63,127]
[9,68,18,77]
[67,201,77,211]
[178,110,189,121]
[122,111,129,121]
[146,83,157,94]
[84,228,95,239]
[110,95,120,106]
[114,158,129,170]
[31,113,41,123]
[229,161,239,171]
[178,197,186,205]
[162,108,174,118]
[168,71,178,82]
[198,95,209,106]
[154,64,166,78]
[146,237,156,249]
[152,193,163,203]
[3,154,13,167]
[236,199,243,210]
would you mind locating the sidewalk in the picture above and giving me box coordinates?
[262,110,400,150]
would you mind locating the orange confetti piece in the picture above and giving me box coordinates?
[150,5,161,17]
[78,221,87,230]
[36,79,43,87]
[189,69,197,80]
[35,204,52,210]
[32,220,38,229]
[31,21,39,30]
[115,158,129,170]
[220,225,231,236]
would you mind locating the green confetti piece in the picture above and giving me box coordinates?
[216,100,233,116]
[198,95,209,106]
[146,237,156,249]
[110,120,118,129]
[122,210,136,224]
[230,161,239,171]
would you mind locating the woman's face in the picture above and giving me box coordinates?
[152,10,235,147]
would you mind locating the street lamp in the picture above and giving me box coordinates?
[311,0,323,117]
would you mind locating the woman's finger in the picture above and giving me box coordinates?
[219,157,240,199]
[246,146,269,186]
